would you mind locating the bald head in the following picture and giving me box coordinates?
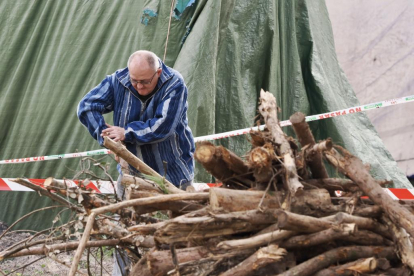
[128,50,160,71]
[127,50,162,96]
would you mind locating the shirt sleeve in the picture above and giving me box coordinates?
[77,75,114,146]
[123,78,187,145]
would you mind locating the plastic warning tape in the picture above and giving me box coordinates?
[2,178,414,201]
[0,94,413,164]
[0,149,111,165]
[0,178,114,194]
[194,94,414,142]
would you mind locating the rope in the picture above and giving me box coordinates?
[163,0,176,62]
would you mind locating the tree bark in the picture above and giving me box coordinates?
[328,212,392,239]
[276,246,396,276]
[154,209,277,244]
[247,143,276,183]
[338,230,393,246]
[313,257,378,276]
[121,174,163,193]
[11,178,83,213]
[219,244,287,276]
[324,146,414,238]
[218,145,250,175]
[217,230,296,251]
[210,187,282,211]
[258,90,303,194]
[128,190,205,215]
[383,216,414,271]
[290,112,329,179]
[210,187,332,215]
[103,136,184,194]
[276,210,337,233]
[0,240,120,260]
[195,141,251,188]
[279,224,356,249]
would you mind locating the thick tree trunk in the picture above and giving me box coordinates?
[195,141,252,188]
[218,145,250,175]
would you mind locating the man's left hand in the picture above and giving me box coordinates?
[101,123,125,142]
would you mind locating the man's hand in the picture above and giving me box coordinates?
[101,123,125,142]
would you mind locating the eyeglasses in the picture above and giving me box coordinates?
[130,69,160,86]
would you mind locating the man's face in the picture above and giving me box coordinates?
[129,61,161,96]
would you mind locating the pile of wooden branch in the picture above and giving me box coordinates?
[1,89,414,276]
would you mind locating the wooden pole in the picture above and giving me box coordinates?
[103,136,184,194]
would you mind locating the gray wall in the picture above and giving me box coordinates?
[326,0,414,176]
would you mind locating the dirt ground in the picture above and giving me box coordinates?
[0,221,114,276]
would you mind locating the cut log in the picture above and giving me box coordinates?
[313,257,378,276]
[210,188,282,211]
[130,190,205,215]
[276,210,336,233]
[290,112,329,179]
[247,143,276,183]
[217,230,296,251]
[218,145,250,175]
[145,246,254,276]
[324,146,414,238]
[195,141,251,188]
[209,187,332,216]
[258,89,303,195]
[277,246,396,276]
[220,244,287,276]
[154,209,278,244]
[329,212,392,239]
[279,224,356,249]
[338,230,393,246]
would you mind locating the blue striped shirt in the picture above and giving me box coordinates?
[77,60,195,186]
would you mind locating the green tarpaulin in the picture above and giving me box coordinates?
[0,0,411,230]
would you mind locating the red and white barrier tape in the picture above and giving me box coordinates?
[0,94,412,165]
[0,149,111,165]
[0,178,115,194]
[1,178,414,201]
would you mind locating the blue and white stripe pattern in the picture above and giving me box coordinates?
[77,60,195,186]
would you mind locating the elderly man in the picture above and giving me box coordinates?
[77,50,195,188]
[77,50,195,274]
